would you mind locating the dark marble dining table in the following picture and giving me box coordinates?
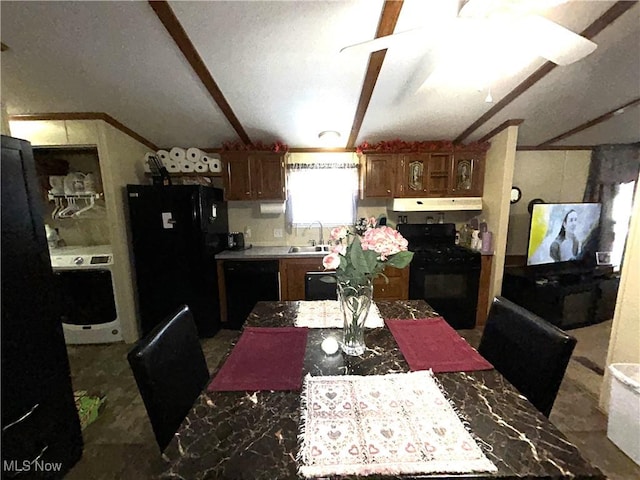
[160,300,604,480]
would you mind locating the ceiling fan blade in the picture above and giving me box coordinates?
[339,27,428,54]
[394,50,439,103]
[517,15,597,65]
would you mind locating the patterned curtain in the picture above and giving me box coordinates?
[583,143,640,253]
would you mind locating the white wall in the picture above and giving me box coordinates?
[482,125,519,303]
[600,172,640,412]
[1,102,10,136]
[508,150,591,255]
[97,121,147,342]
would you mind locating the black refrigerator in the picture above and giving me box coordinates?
[126,185,228,337]
[2,135,83,477]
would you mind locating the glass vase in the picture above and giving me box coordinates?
[337,279,373,356]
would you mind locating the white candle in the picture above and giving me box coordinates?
[321,337,339,355]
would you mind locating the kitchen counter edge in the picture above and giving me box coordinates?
[215,246,326,260]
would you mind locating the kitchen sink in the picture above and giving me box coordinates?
[288,245,330,254]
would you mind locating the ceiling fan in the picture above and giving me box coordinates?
[341,0,597,88]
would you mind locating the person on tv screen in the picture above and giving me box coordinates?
[550,209,580,262]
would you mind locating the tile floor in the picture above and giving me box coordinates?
[64,321,640,479]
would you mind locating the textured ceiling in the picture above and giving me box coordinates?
[1,0,638,150]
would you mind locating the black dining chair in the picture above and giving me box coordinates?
[478,296,577,417]
[127,305,209,452]
[304,271,338,300]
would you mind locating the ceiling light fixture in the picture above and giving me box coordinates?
[485,88,493,103]
[318,130,341,146]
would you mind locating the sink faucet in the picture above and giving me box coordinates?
[307,220,324,245]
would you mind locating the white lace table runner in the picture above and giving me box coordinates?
[297,370,497,478]
[295,300,384,329]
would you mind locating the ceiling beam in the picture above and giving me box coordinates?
[454,1,637,144]
[8,112,158,150]
[148,1,251,145]
[538,97,640,146]
[346,1,404,148]
[477,119,524,144]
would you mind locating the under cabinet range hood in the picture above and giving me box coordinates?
[391,197,483,212]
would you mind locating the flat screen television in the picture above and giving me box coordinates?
[527,203,602,266]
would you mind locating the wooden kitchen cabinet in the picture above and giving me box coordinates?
[373,266,409,300]
[361,153,395,198]
[450,151,485,197]
[396,153,453,197]
[280,257,325,301]
[222,151,286,201]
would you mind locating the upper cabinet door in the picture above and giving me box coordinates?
[250,153,286,201]
[397,154,428,197]
[425,153,452,196]
[223,152,252,200]
[450,152,485,197]
[362,154,395,198]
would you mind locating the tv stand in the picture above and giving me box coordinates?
[502,265,619,330]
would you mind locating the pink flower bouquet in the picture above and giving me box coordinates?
[322,218,414,286]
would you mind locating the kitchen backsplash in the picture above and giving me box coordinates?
[228,198,480,247]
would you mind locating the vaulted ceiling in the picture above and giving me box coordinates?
[2,1,639,151]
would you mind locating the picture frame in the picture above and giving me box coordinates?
[596,251,612,266]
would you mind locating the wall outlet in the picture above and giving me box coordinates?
[244,226,251,239]
[273,228,283,238]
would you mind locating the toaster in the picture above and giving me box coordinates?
[228,232,245,250]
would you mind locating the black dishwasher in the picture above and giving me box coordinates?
[223,260,280,329]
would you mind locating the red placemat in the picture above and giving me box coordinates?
[385,318,493,373]
[207,327,308,392]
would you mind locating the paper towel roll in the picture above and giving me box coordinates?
[170,147,187,163]
[186,147,203,162]
[481,231,493,254]
[259,203,285,215]
[206,156,222,173]
[179,160,195,173]
[165,161,180,173]
[156,150,170,164]
[194,161,208,173]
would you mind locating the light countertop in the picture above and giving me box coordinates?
[215,246,326,260]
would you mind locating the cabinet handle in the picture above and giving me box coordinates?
[245,191,250,196]
[2,403,39,431]
[258,191,262,195]
[386,189,391,193]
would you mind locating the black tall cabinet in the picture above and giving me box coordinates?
[1,135,83,477]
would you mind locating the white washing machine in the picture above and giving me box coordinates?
[50,245,123,344]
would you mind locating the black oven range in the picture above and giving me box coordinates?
[397,223,481,329]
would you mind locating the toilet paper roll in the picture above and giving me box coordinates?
[165,161,180,173]
[170,147,187,163]
[207,157,222,173]
[186,147,204,162]
[179,160,195,173]
[259,203,285,215]
[156,150,170,165]
[194,161,208,173]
